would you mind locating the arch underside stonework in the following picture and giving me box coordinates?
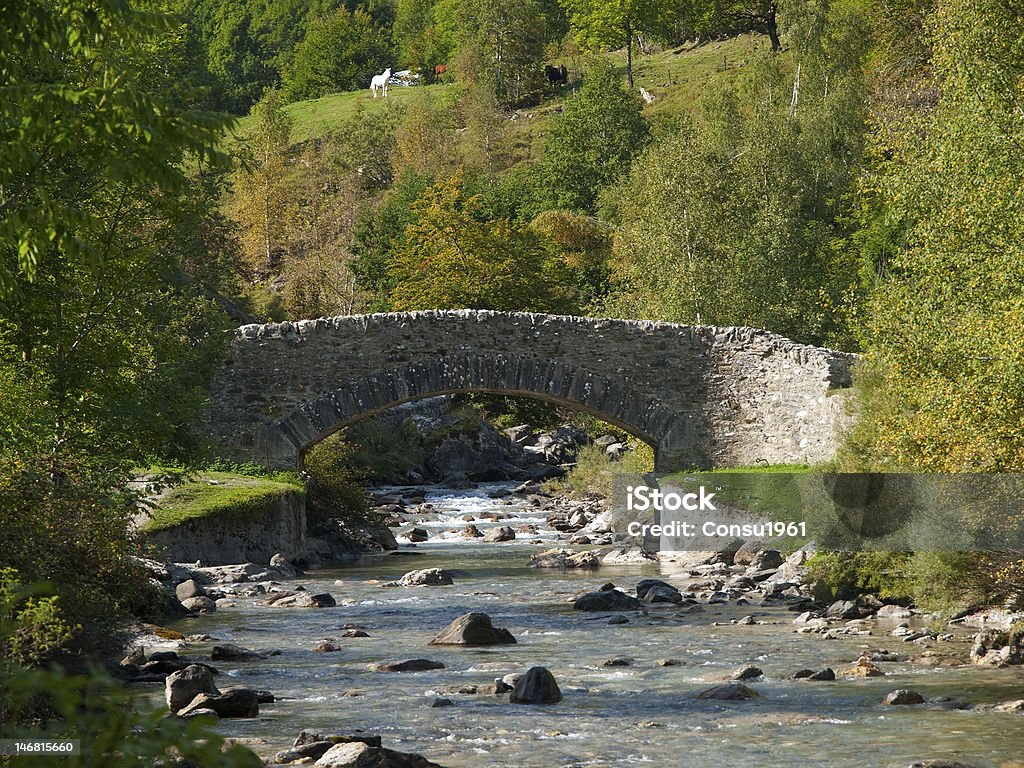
[198,310,856,472]
[262,354,691,471]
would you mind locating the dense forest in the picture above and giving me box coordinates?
[2,0,1024,724]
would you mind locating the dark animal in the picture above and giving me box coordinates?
[545,64,568,86]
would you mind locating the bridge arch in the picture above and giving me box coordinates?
[197,310,855,472]
[265,354,687,470]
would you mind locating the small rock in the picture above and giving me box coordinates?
[694,682,760,701]
[429,612,516,646]
[573,588,642,611]
[211,644,266,661]
[181,707,219,720]
[808,668,836,681]
[732,665,763,681]
[398,568,454,587]
[482,525,516,542]
[883,689,926,706]
[406,528,429,542]
[314,641,342,653]
[603,657,632,667]
[179,689,259,718]
[608,616,630,625]
[636,579,683,604]
[430,697,454,707]
[268,592,336,608]
[528,548,601,569]
[180,595,217,613]
[374,659,445,672]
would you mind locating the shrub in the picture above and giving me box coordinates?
[1,576,261,764]
[303,434,374,524]
[0,452,154,665]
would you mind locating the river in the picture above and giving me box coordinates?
[146,483,1024,767]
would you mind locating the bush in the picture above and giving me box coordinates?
[0,452,154,665]
[0,577,261,763]
[557,439,655,498]
[806,551,914,604]
[302,434,374,525]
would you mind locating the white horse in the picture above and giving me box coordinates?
[370,68,391,98]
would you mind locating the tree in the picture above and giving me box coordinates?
[442,0,555,106]
[388,171,555,311]
[540,61,650,213]
[232,88,293,277]
[851,0,1024,472]
[284,8,392,100]
[607,6,869,347]
[1,0,235,459]
[559,0,676,87]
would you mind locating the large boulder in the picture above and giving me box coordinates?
[573,587,642,611]
[166,664,220,714]
[429,612,516,646]
[482,526,515,543]
[175,579,205,601]
[528,548,601,569]
[211,644,268,661]
[314,741,445,768]
[883,689,925,706]
[971,629,1023,667]
[268,591,336,608]
[180,595,217,613]
[398,568,454,587]
[178,689,260,718]
[636,579,683,604]
[510,666,562,704]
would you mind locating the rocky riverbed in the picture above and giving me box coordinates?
[128,483,1024,768]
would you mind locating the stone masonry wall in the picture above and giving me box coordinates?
[196,311,857,471]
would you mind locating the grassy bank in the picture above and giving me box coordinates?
[142,471,304,534]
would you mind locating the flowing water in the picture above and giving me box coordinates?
[144,484,1024,767]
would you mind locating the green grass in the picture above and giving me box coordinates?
[234,36,781,150]
[234,83,449,145]
[142,471,304,533]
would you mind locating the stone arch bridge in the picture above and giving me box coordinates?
[198,311,856,472]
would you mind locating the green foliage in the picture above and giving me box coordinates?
[352,169,435,309]
[388,170,557,310]
[0,581,261,763]
[1,0,236,463]
[559,0,677,85]
[806,551,914,603]
[302,435,374,524]
[557,439,655,498]
[285,8,392,101]
[339,418,429,482]
[0,451,154,663]
[540,61,650,213]
[0,0,233,294]
[852,0,1024,471]
[607,11,869,346]
[0,571,73,669]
